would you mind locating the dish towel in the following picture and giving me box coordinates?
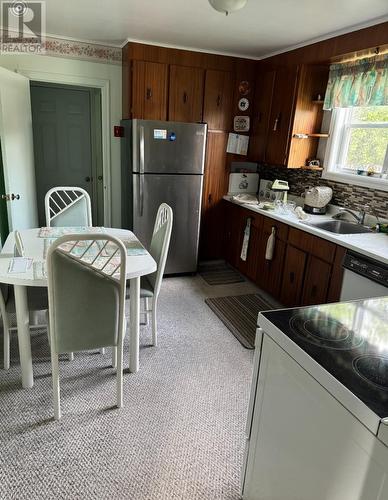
[265,227,276,261]
[240,218,251,261]
[232,194,259,205]
[295,206,309,220]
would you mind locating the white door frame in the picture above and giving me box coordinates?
[16,69,112,226]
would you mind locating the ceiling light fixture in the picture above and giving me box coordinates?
[208,0,248,16]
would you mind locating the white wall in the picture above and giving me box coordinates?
[0,54,122,227]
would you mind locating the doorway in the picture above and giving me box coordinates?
[30,82,104,226]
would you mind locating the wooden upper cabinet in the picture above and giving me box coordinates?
[287,65,329,168]
[265,66,299,166]
[203,70,234,131]
[131,61,168,120]
[250,69,276,162]
[168,65,205,123]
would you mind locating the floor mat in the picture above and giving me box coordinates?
[199,261,245,286]
[205,294,275,349]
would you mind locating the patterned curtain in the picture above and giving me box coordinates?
[323,54,388,110]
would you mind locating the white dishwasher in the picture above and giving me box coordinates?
[340,250,388,301]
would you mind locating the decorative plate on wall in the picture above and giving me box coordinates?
[234,115,250,132]
[238,81,251,96]
[238,98,249,111]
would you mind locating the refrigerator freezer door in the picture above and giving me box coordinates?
[132,120,207,175]
[133,173,203,274]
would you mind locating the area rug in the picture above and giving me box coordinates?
[205,294,275,349]
[198,261,245,286]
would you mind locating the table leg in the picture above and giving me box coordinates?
[14,285,33,388]
[129,276,140,373]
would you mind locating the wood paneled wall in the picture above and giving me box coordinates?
[259,21,388,69]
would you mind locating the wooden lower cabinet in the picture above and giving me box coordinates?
[256,219,288,298]
[223,201,242,267]
[301,256,332,306]
[246,224,261,281]
[236,212,263,281]
[280,246,308,306]
[223,201,345,308]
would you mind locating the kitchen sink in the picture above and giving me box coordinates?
[306,220,374,234]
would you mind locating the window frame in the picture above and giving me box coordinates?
[323,107,388,192]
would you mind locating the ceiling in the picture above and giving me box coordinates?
[45,0,388,59]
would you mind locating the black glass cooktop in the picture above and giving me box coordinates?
[262,297,388,418]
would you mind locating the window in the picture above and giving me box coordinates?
[323,106,388,189]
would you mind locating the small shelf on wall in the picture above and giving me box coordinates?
[293,133,329,139]
[312,99,324,104]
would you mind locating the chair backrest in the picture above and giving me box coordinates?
[148,203,173,297]
[14,230,24,257]
[45,187,92,227]
[47,233,127,354]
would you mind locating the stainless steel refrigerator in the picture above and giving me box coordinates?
[121,119,207,274]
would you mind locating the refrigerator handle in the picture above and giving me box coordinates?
[139,125,145,216]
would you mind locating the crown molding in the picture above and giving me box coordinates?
[120,37,261,60]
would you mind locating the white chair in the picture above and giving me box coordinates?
[45,187,98,360]
[1,230,48,369]
[46,233,127,420]
[44,187,92,227]
[126,203,173,346]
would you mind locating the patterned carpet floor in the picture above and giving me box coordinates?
[0,276,253,500]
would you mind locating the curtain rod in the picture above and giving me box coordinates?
[335,45,388,64]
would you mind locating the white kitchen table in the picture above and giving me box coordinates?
[0,228,157,388]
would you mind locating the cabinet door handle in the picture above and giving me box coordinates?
[183,91,188,104]
[85,176,91,182]
[216,95,221,107]
[290,271,295,284]
[146,88,152,100]
[273,113,281,131]
[208,193,212,204]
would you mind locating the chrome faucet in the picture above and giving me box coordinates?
[332,207,367,225]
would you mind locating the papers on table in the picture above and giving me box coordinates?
[38,226,106,239]
[33,261,46,280]
[125,241,147,256]
[8,257,33,274]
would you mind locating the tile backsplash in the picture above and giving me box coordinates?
[258,164,388,218]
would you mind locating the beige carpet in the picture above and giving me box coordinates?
[0,276,253,499]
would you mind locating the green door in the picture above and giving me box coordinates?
[30,83,104,226]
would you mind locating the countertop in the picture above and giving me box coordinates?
[224,195,388,265]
